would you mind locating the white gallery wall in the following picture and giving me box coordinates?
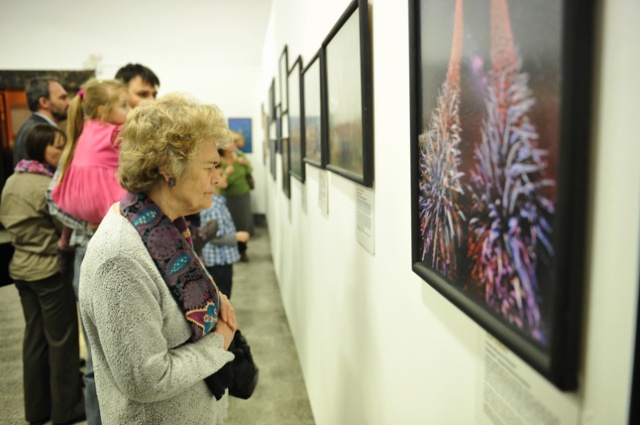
[0,0,271,214]
[262,0,639,424]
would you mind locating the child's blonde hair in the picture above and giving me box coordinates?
[59,78,128,182]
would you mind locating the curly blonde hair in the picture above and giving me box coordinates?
[118,93,232,193]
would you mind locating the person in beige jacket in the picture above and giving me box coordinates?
[0,124,85,425]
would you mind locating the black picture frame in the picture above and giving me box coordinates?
[262,103,268,166]
[269,126,276,180]
[288,56,305,183]
[630,271,640,425]
[269,78,276,125]
[409,0,594,390]
[279,46,289,113]
[282,138,291,198]
[322,0,373,187]
[275,104,283,154]
[302,50,327,169]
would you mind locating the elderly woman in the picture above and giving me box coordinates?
[78,93,238,424]
[0,124,85,425]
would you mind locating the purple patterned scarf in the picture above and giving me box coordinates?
[120,192,221,342]
[15,159,55,177]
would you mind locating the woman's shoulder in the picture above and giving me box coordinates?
[86,207,146,261]
[3,171,50,196]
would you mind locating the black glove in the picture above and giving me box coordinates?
[204,330,259,400]
[190,220,219,255]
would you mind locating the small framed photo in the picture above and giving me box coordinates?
[262,103,268,165]
[228,118,252,153]
[269,137,276,180]
[282,136,291,199]
[409,0,594,390]
[288,56,305,182]
[279,46,289,113]
[275,104,283,153]
[322,0,373,187]
[269,78,276,124]
[303,50,326,169]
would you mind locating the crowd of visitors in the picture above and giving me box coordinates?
[0,63,257,425]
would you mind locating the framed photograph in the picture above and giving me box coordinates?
[322,0,373,187]
[303,50,326,169]
[279,46,289,113]
[409,0,594,390]
[269,137,276,180]
[282,136,291,199]
[288,56,305,182]
[262,103,268,165]
[269,78,276,124]
[228,118,252,153]
[275,104,283,153]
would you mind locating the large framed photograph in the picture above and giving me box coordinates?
[288,56,305,182]
[228,118,252,153]
[409,0,594,390]
[303,50,326,169]
[322,0,373,187]
[279,46,289,113]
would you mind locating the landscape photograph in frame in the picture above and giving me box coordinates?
[288,56,305,182]
[281,137,291,199]
[323,0,373,187]
[302,50,325,168]
[279,46,289,113]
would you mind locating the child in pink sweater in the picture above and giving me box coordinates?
[52,79,131,225]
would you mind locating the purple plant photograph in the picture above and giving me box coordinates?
[410,0,593,390]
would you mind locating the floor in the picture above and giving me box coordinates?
[0,223,315,425]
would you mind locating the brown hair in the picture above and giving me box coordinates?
[23,124,67,163]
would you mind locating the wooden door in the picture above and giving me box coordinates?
[0,90,28,151]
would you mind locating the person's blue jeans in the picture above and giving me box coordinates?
[74,243,102,425]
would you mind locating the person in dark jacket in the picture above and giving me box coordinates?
[13,77,70,166]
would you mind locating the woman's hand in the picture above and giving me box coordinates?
[218,292,237,332]
[236,156,248,166]
[236,231,250,243]
[214,319,236,350]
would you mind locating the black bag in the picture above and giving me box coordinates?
[0,235,14,288]
[205,329,259,400]
[245,173,255,190]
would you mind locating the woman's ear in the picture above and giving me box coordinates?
[97,105,104,117]
[158,168,173,185]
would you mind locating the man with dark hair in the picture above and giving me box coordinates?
[114,63,160,108]
[13,77,70,166]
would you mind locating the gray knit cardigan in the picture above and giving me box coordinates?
[79,207,234,424]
